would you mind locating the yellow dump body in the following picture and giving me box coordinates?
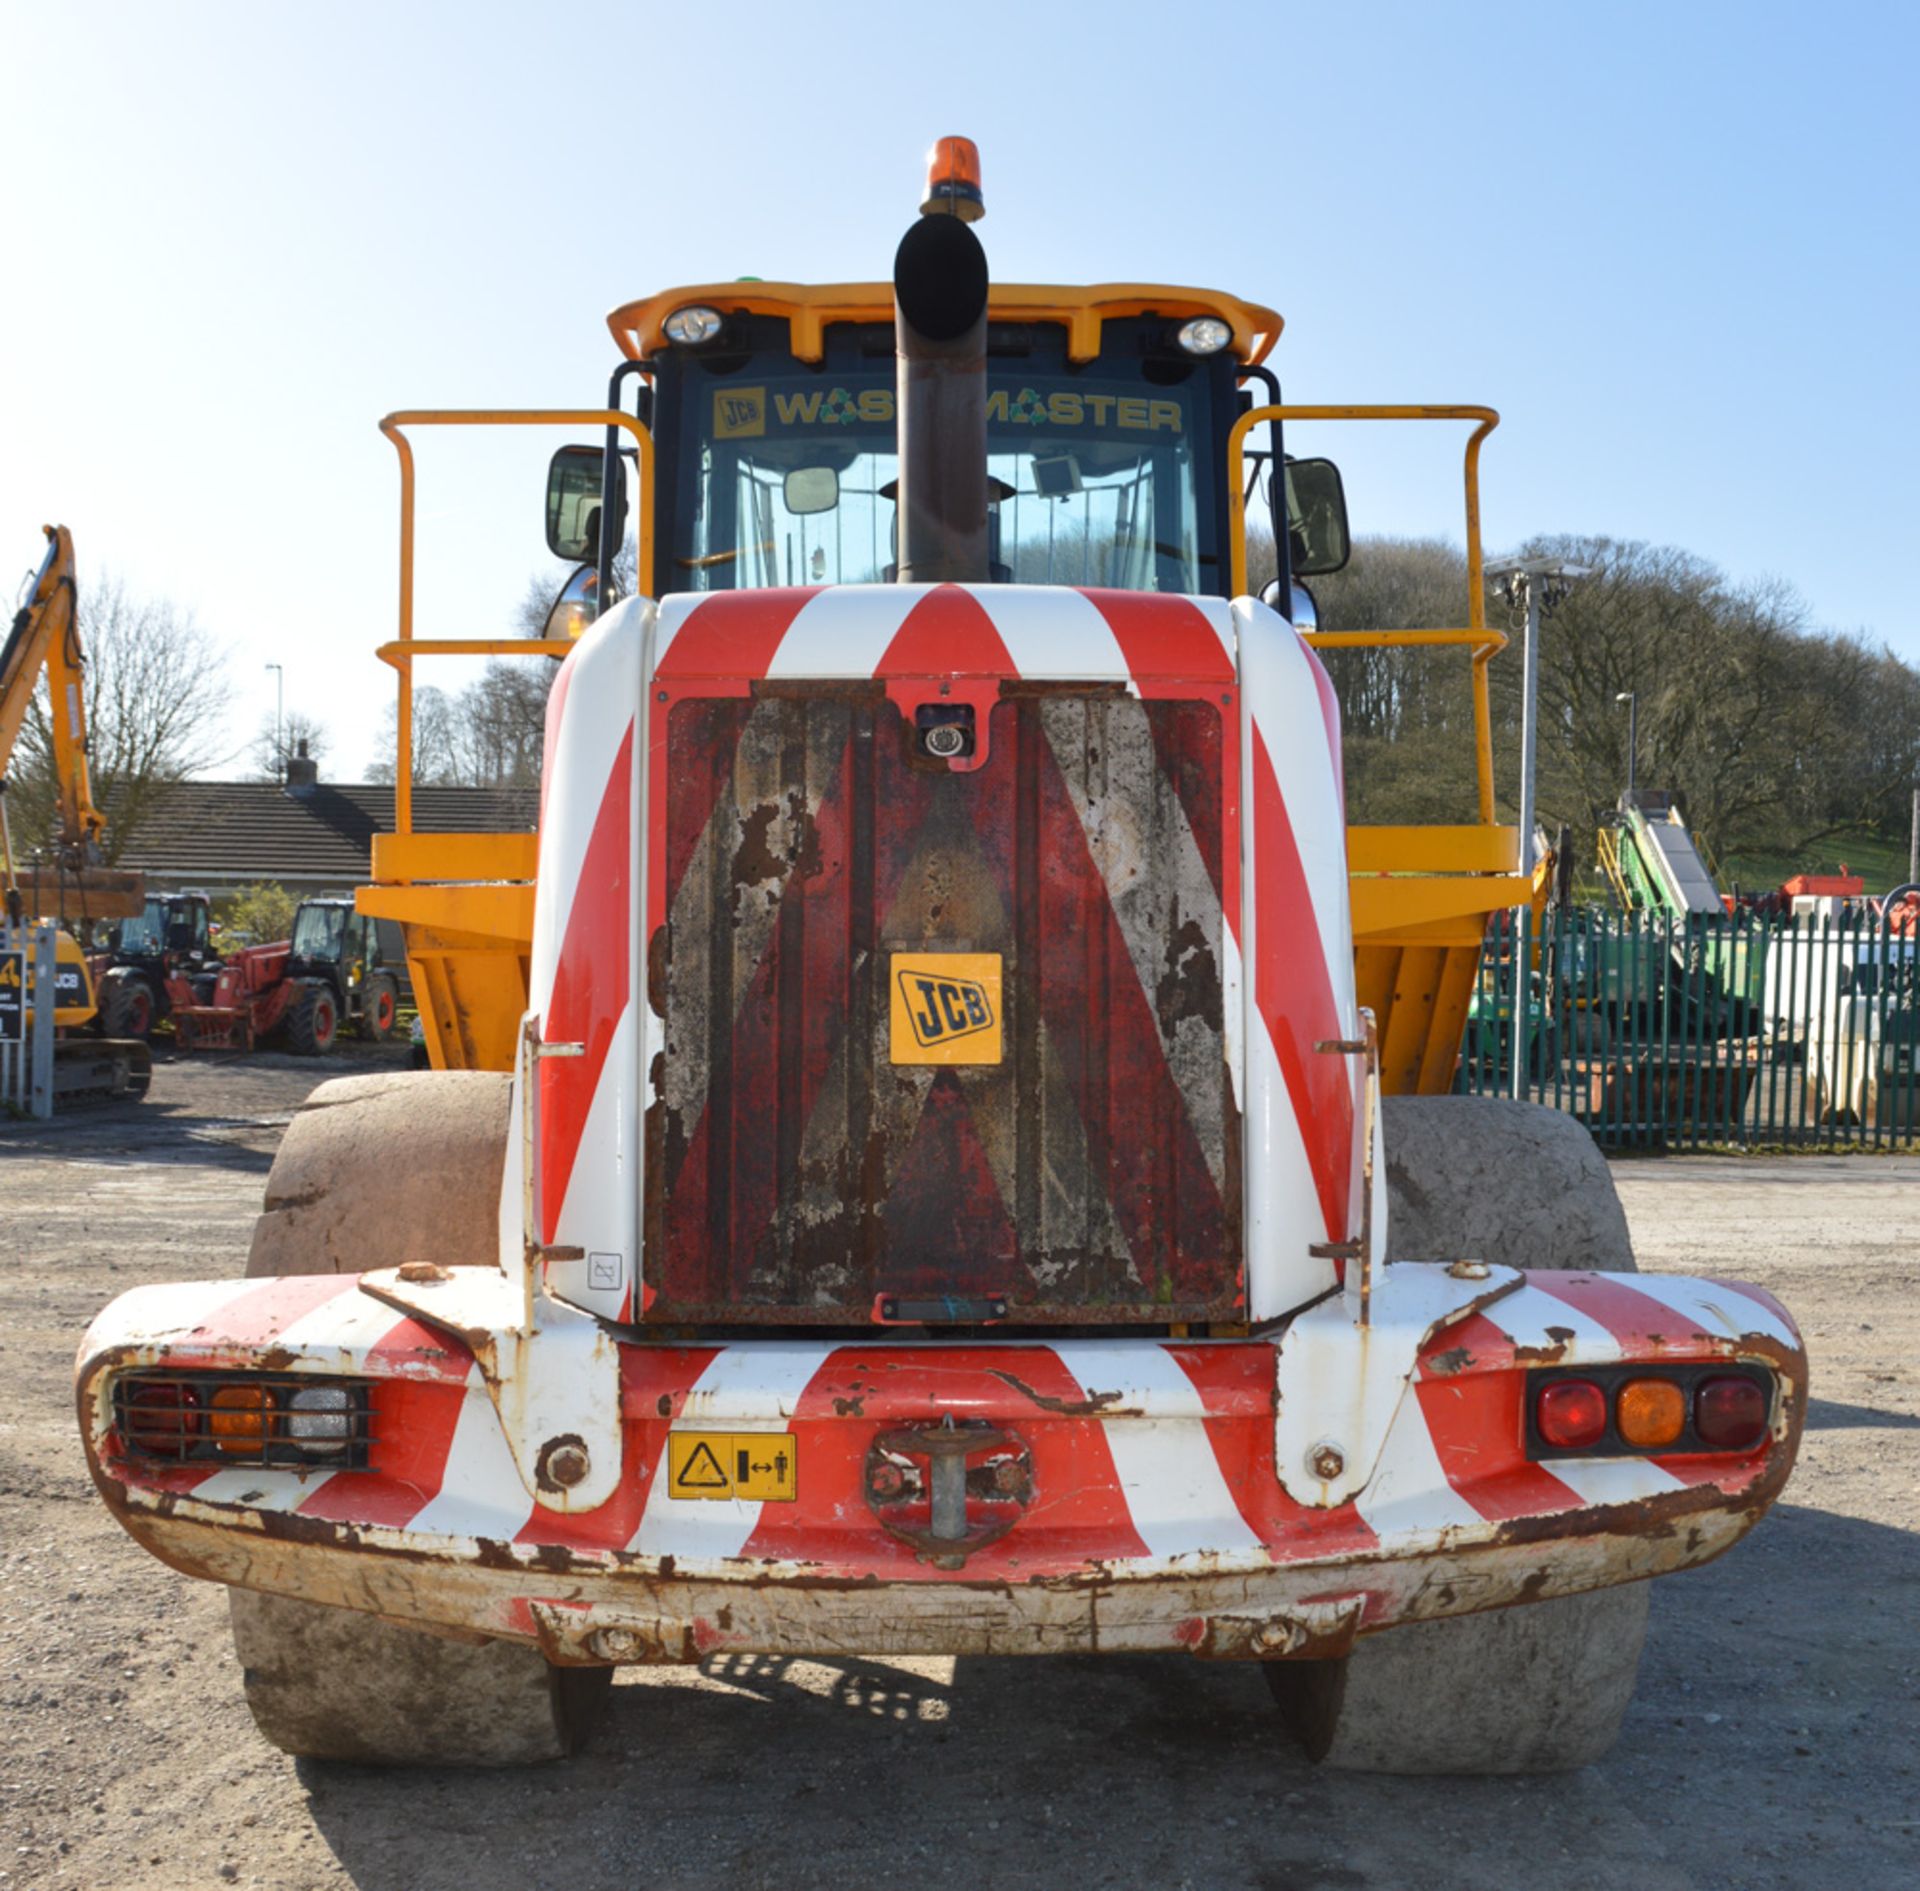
[362,299,1528,1095]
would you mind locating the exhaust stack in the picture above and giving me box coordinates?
[893,139,990,584]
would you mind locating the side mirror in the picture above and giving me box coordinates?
[546,445,625,562]
[783,466,839,516]
[542,564,600,641]
[1282,457,1351,577]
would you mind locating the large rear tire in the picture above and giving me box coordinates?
[1265,1095,1649,1775]
[285,982,339,1056]
[100,974,154,1042]
[230,1071,612,1765]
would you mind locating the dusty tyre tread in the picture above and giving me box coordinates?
[1271,1095,1647,1775]
[230,1071,607,1767]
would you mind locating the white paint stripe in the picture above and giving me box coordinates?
[1051,1342,1264,1561]
[766,583,918,677]
[1491,1282,1623,1364]
[543,1004,636,1321]
[1612,1273,1800,1350]
[969,585,1129,679]
[186,1466,339,1511]
[1542,1455,1688,1508]
[630,1344,833,1558]
[1354,1389,1484,1542]
[403,1368,540,1542]
[269,1286,412,1361]
[80,1278,259,1355]
[1243,1006,1338,1318]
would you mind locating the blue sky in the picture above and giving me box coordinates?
[3,0,1914,779]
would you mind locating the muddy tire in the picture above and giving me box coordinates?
[1266,1095,1649,1774]
[285,982,339,1056]
[359,972,399,1042]
[100,974,154,1042]
[231,1071,612,1765]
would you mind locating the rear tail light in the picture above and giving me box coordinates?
[1535,1379,1608,1449]
[127,1381,201,1456]
[210,1383,270,1453]
[1528,1366,1773,1460]
[112,1373,374,1469]
[1616,1377,1686,1449]
[1694,1376,1768,1451]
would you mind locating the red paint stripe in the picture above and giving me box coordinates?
[1250,725,1353,1240]
[539,722,634,1243]
[1526,1273,1732,1356]
[1167,1345,1378,1560]
[1413,1368,1588,1523]
[1080,588,1234,682]
[741,1346,1150,1576]
[874,583,1015,676]
[179,1274,362,1347]
[653,588,819,680]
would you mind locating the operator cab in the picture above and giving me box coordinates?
[547,280,1349,607]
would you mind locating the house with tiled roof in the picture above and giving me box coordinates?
[117,748,537,897]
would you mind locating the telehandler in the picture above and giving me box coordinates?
[77,142,1803,1773]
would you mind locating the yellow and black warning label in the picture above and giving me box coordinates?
[890,952,1003,1065]
[666,1431,797,1502]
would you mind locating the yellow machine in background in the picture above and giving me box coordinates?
[1,526,151,1098]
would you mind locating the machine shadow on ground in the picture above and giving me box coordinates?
[297,1504,1919,1891]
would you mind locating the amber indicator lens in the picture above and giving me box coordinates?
[127,1382,200,1454]
[1694,1376,1767,1451]
[1616,1377,1687,1449]
[1535,1378,1608,1450]
[210,1383,272,1452]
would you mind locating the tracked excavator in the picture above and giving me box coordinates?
[0,527,150,1099]
[77,143,1803,1774]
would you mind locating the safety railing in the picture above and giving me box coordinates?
[1458,906,1920,1150]
[377,409,656,837]
[1227,405,1505,825]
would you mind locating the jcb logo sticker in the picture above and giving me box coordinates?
[890,953,1003,1065]
[713,387,765,439]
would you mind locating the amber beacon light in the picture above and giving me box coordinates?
[921,136,985,221]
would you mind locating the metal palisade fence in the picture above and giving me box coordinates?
[1458,907,1920,1150]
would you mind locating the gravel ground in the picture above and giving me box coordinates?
[1,1055,1915,1891]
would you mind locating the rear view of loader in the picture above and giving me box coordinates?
[77,142,1804,1776]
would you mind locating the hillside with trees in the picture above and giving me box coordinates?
[1284,534,1919,890]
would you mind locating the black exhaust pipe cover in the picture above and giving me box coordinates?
[893,214,990,584]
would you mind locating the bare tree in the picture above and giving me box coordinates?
[11,572,230,863]
[250,710,330,782]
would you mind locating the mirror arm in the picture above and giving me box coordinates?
[601,360,649,603]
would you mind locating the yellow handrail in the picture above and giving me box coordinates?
[1226,404,1503,824]
[378,409,656,835]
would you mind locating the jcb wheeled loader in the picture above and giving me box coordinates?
[77,143,1803,1773]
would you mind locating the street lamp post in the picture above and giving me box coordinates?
[265,663,284,783]
[1485,557,1589,1101]
[1615,689,1637,801]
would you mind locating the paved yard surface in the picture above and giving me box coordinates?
[1,1057,1914,1890]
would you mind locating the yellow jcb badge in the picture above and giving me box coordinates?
[666,1432,797,1502]
[889,953,1003,1065]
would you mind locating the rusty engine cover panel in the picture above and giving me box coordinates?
[649,686,1241,1322]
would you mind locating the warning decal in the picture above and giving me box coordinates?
[666,1431,798,1502]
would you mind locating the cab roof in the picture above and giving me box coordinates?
[607,282,1282,368]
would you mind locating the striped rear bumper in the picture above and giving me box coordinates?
[76,1267,1804,1661]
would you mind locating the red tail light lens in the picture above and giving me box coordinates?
[1535,1378,1608,1450]
[1694,1376,1767,1451]
[127,1381,201,1456]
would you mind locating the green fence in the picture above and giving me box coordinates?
[1456,908,1920,1149]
